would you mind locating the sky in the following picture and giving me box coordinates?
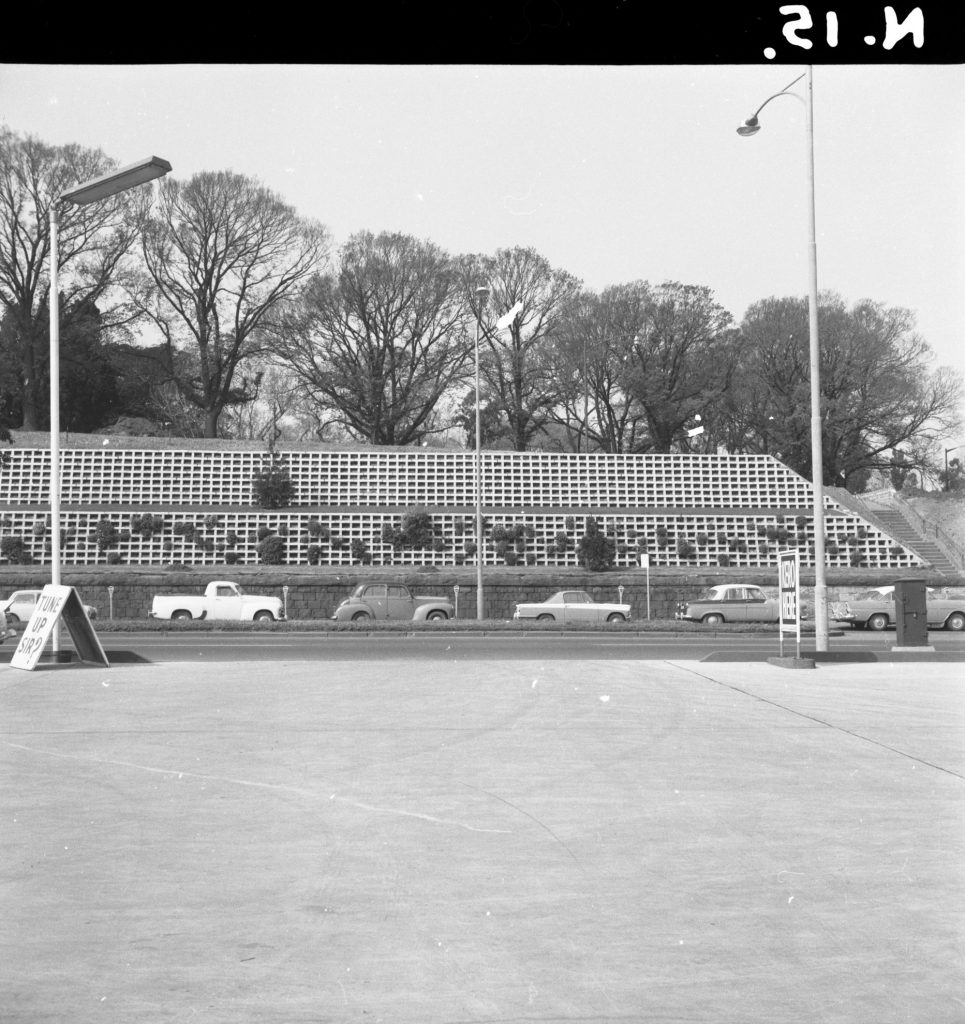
[0,62,963,456]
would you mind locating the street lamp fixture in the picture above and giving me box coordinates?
[473,286,490,620]
[48,156,172,656]
[737,68,829,652]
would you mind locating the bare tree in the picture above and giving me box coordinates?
[466,247,582,451]
[137,170,329,437]
[551,283,653,453]
[623,281,737,453]
[725,293,963,488]
[273,231,472,445]
[0,127,145,429]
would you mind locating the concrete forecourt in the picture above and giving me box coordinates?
[2,652,962,1024]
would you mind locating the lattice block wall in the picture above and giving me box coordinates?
[0,508,922,570]
[2,449,830,511]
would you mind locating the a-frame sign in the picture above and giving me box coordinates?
[10,585,109,670]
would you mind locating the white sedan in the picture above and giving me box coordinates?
[1,589,98,623]
[513,590,631,624]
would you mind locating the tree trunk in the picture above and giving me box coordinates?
[203,407,220,439]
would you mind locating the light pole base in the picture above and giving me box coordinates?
[767,655,817,670]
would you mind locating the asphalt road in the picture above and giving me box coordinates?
[12,627,965,664]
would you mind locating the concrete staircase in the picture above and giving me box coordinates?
[860,501,960,573]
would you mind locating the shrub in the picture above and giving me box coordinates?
[307,544,322,566]
[695,532,709,546]
[107,552,124,565]
[251,454,294,509]
[172,522,199,543]
[306,519,330,541]
[256,535,286,564]
[92,518,119,552]
[350,539,371,564]
[554,531,570,551]
[464,541,477,557]
[32,522,46,537]
[225,551,242,565]
[384,507,435,549]
[0,536,31,564]
[717,553,731,567]
[577,516,616,571]
[204,515,223,530]
[225,530,240,549]
[131,514,166,539]
[257,525,273,541]
[717,532,729,545]
[677,540,696,560]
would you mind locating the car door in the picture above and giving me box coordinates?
[562,591,594,624]
[362,584,388,619]
[211,584,243,620]
[385,585,412,620]
[743,586,772,622]
[721,586,752,622]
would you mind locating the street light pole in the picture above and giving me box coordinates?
[474,286,490,620]
[48,157,172,657]
[737,66,828,652]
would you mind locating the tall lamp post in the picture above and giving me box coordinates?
[49,157,172,655]
[473,286,490,620]
[737,67,828,652]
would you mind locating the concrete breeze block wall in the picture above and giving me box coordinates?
[0,446,924,572]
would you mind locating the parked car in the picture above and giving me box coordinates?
[513,590,631,624]
[830,587,965,631]
[676,584,779,625]
[332,583,454,622]
[150,581,284,621]
[1,589,98,623]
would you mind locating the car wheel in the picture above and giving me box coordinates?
[537,613,555,622]
[426,610,448,621]
[607,612,626,623]
[866,613,889,631]
[352,611,371,622]
[944,611,965,631]
[702,612,724,625]
[254,610,275,622]
[5,613,18,624]
[172,610,192,621]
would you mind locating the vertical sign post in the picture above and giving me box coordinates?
[639,552,651,619]
[778,549,801,660]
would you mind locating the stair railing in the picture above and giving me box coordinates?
[879,491,965,570]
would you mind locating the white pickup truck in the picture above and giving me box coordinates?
[150,581,285,622]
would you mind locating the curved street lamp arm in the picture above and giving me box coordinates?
[749,72,807,119]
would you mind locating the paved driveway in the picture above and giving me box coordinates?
[2,656,963,1023]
